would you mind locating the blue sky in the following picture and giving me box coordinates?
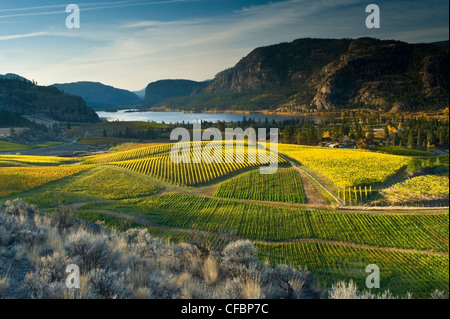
[0,0,448,91]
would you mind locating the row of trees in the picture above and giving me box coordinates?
[101,111,448,150]
[111,126,171,139]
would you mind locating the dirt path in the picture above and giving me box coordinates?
[79,208,449,258]
[295,169,329,206]
[279,155,344,205]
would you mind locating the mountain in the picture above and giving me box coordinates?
[133,88,146,99]
[51,81,142,109]
[143,79,210,107]
[430,40,449,46]
[153,38,449,113]
[0,73,31,83]
[0,77,99,123]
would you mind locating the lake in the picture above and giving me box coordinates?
[96,109,316,124]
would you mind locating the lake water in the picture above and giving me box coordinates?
[96,109,314,124]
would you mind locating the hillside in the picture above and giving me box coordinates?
[153,38,449,112]
[0,73,31,83]
[52,81,142,109]
[0,78,99,123]
[0,142,448,299]
[143,79,209,107]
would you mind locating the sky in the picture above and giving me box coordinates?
[0,0,448,91]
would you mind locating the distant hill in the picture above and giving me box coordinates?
[0,78,99,123]
[51,81,142,109]
[153,38,449,113]
[133,88,146,99]
[143,79,210,107]
[430,40,449,46]
[0,73,31,83]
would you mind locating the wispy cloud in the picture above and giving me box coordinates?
[0,32,49,41]
[0,0,196,19]
[2,0,447,91]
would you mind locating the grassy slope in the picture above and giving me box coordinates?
[0,165,93,197]
[1,166,164,207]
[0,140,32,152]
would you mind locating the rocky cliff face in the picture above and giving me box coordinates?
[202,38,449,112]
[0,78,100,123]
[309,38,449,111]
[207,38,351,93]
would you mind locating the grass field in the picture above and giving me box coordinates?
[279,144,410,188]
[0,140,63,152]
[214,168,306,203]
[70,121,170,138]
[75,137,133,146]
[0,140,32,152]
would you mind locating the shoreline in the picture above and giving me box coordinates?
[104,106,448,119]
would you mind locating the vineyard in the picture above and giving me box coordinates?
[3,166,164,207]
[62,166,163,199]
[80,193,449,253]
[382,175,449,204]
[278,144,410,188]
[83,143,173,164]
[0,139,447,298]
[77,192,448,297]
[95,141,286,186]
[214,168,306,203]
[257,241,449,298]
[337,186,374,204]
[0,165,93,197]
[0,155,78,165]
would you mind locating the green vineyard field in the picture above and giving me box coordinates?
[81,193,449,252]
[257,241,449,298]
[2,166,164,207]
[279,144,410,188]
[214,168,306,203]
[103,141,286,186]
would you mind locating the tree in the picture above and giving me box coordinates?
[384,126,390,139]
[406,158,421,175]
[322,131,331,139]
[417,128,422,147]
[407,130,414,148]
[427,129,435,146]
[9,127,15,135]
[103,129,107,138]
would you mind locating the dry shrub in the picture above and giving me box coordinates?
[65,231,119,272]
[202,256,218,285]
[0,276,9,298]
